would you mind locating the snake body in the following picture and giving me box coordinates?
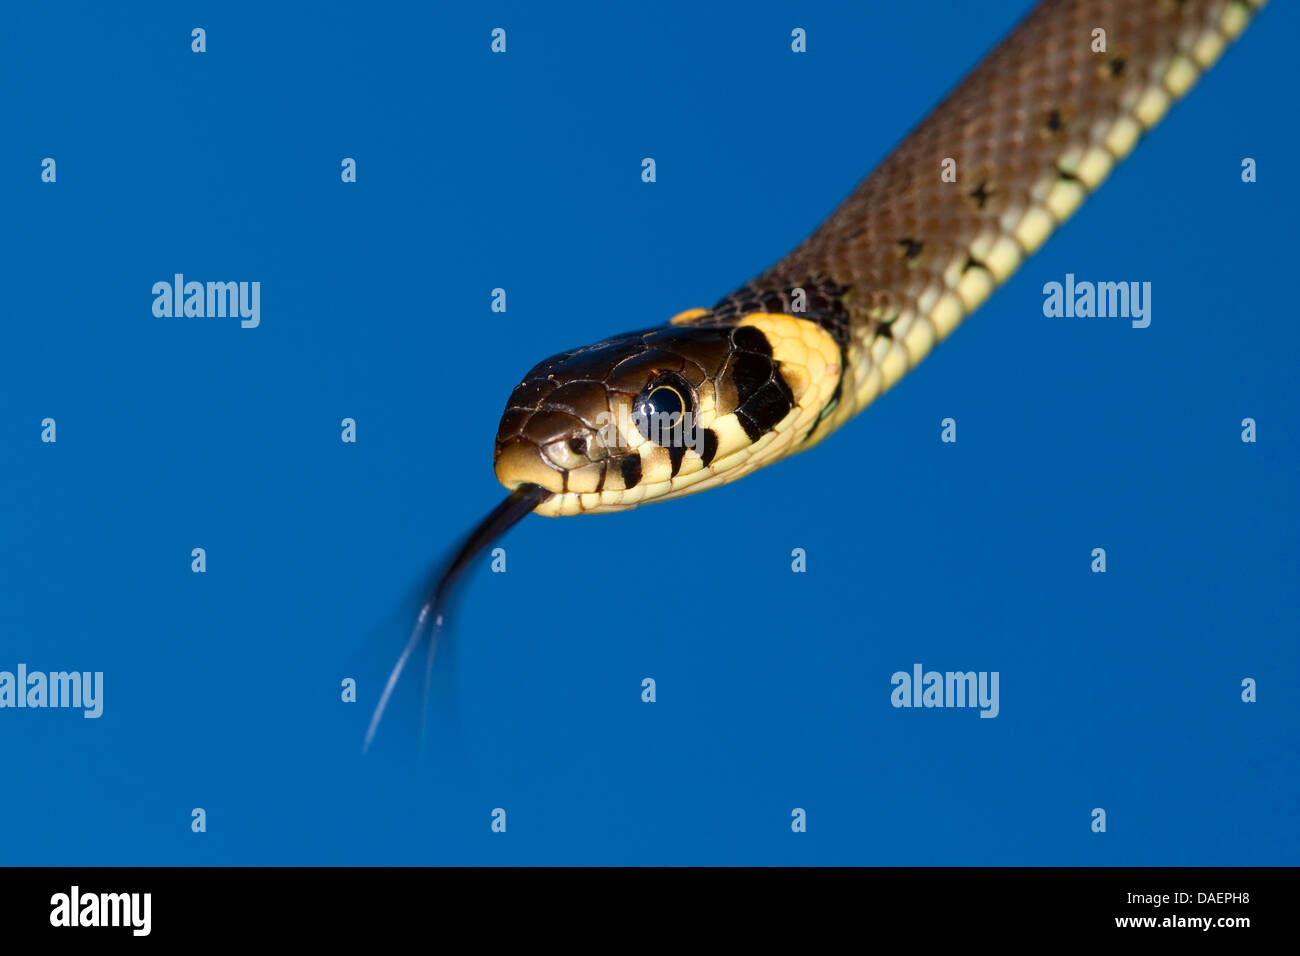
[493,0,1264,516]
[368,0,1266,748]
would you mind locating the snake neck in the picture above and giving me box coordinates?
[700,277,880,450]
[692,0,1267,454]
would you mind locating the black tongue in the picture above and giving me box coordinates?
[430,483,552,607]
[362,482,551,753]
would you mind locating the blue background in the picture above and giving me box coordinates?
[1,0,1295,865]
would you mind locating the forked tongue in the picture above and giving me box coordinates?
[363,483,552,753]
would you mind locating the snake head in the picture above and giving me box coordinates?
[494,313,843,516]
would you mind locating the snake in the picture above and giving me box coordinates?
[364,0,1265,749]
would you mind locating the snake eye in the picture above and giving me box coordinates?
[644,386,683,420]
[634,376,694,446]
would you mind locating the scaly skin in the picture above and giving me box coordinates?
[493,0,1265,517]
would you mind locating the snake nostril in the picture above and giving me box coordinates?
[567,436,587,456]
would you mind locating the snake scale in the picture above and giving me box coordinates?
[494,0,1263,516]
[366,0,1265,748]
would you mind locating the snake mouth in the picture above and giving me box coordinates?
[493,437,570,495]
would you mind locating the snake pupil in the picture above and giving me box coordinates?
[648,386,683,421]
[635,381,691,447]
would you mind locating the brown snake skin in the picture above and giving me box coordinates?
[712,0,1265,431]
